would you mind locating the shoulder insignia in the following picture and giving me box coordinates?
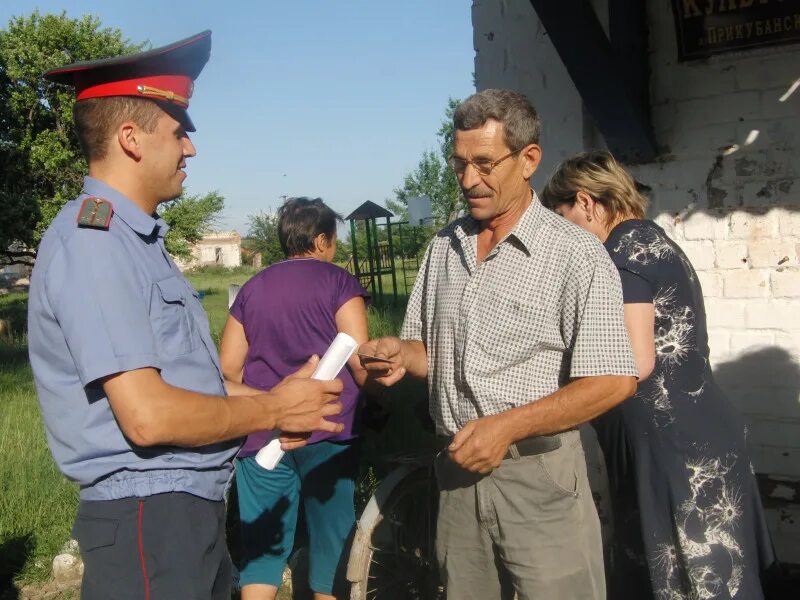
[76,197,113,229]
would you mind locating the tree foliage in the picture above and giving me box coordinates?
[387,98,463,228]
[158,191,225,259]
[0,11,145,263]
[0,12,226,266]
[333,235,351,265]
[246,212,353,267]
[245,211,284,267]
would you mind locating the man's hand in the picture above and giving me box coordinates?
[277,432,311,451]
[258,356,344,437]
[448,414,515,474]
[358,337,407,386]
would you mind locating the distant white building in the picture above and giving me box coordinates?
[175,231,242,270]
[0,262,31,279]
[0,242,34,284]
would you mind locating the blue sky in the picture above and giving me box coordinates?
[3,0,475,234]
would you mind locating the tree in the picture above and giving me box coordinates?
[245,211,284,266]
[333,235,351,265]
[246,212,353,267]
[158,191,225,259]
[0,11,146,264]
[387,98,463,227]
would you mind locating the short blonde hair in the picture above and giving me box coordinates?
[541,150,648,224]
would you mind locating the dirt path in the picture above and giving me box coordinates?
[8,579,78,600]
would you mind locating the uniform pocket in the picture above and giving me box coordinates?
[150,276,198,356]
[73,516,118,552]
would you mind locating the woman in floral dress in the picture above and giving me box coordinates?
[541,150,775,600]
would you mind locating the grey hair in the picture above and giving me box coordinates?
[453,89,541,150]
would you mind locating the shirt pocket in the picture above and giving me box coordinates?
[474,292,551,363]
[150,276,199,356]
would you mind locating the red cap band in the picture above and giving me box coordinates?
[75,74,194,108]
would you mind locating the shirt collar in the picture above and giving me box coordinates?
[507,192,545,255]
[82,176,169,238]
[454,190,544,257]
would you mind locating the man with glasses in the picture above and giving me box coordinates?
[360,89,637,599]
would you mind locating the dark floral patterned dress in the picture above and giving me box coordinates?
[595,219,775,600]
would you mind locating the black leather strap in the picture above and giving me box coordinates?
[434,433,563,460]
[504,435,562,460]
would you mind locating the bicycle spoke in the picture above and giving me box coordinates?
[356,469,444,600]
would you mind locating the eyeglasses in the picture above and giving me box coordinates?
[448,148,522,176]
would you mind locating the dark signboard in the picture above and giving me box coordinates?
[671,0,800,61]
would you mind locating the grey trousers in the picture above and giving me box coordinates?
[434,430,605,600]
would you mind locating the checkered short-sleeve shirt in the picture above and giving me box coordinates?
[401,195,637,436]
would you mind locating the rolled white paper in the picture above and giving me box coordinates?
[255,438,284,470]
[254,332,359,470]
[310,332,359,380]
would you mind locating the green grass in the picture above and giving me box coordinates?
[0,328,78,590]
[184,265,434,509]
[184,265,259,343]
[354,258,420,309]
[0,263,428,596]
[0,291,28,338]
[183,263,415,343]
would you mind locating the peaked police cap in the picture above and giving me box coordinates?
[43,30,211,132]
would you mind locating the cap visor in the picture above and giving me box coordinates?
[156,101,196,132]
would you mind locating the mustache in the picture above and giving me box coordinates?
[463,188,493,199]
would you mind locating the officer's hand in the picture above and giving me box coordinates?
[448,414,513,474]
[261,356,344,435]
[358,337,406,386]
[278,432,311,451]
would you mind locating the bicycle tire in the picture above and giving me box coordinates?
[349,467,444,600]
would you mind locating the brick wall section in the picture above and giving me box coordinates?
[635,0,800,484]
[653,210,799,385]
[472,0,800,561]
[626,0,800,561]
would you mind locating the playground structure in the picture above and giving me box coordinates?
[344,200,433,306]
[345,201,397,306]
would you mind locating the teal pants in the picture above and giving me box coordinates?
[235,441,359,595]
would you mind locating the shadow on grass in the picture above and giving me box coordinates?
[0,533,33,600]
[197,288,222,298]
[0,295,28,338]
[0,342,29,369]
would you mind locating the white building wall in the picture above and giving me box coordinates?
[195,241,242,268]
[473,0,800,561]
[473,0,585,191]
[173,232,242,270]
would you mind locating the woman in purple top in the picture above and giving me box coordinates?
[220,197,369,600]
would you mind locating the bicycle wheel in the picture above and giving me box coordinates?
[350,467,444,600]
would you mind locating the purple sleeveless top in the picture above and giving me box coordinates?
[229,258,369,456]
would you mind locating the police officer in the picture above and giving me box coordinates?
[27,31,343,600]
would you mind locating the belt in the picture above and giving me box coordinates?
[504,434,561,459]
[436,434,562,459]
